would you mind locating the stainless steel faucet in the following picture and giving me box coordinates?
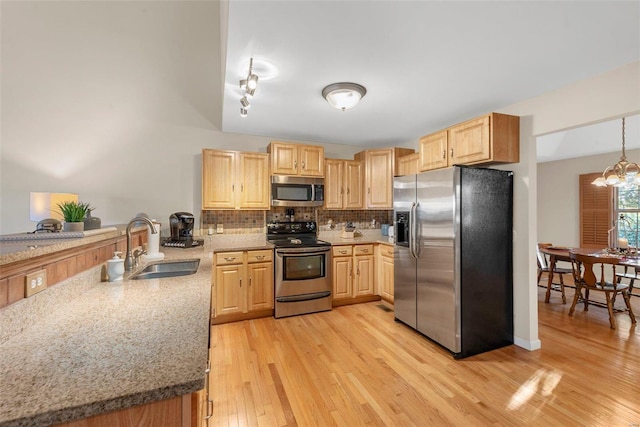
[124,216,158,271]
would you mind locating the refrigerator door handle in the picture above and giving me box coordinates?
[409,202,417,259]
[412,202,420,259]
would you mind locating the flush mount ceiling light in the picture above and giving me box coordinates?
[239,58,259,117]
[592,117,640,187]
[322,82,367,111]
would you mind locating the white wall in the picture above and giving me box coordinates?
[537,148,640,247]
[498,61,640,350]
[0,2,366,235]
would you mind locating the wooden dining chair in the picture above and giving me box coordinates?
[569,252,637,329]
[537,243,572,303]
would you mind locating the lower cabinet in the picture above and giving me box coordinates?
[376,243,394,303]
[54,391,206,427]
[212,249,274,323]
[332,244,377,305]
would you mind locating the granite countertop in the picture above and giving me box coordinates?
[207,233,273,252]
[318,230,394,246]
[0,247,212,427]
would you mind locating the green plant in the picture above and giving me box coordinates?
[57,201,92,222]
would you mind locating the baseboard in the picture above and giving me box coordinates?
[514,336,541,351]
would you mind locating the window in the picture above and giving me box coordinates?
[616,186,640,248]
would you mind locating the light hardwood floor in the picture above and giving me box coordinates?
[209,281,640,426]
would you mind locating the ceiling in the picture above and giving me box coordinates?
[220,1,640,155]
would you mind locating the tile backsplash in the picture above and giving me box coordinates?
[201,208,393,234]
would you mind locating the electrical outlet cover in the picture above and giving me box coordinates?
[25,269,47,297]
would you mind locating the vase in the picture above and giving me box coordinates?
[84,212,101,230]
[63,222,84,232]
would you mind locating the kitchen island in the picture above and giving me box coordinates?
[0,238,212,427]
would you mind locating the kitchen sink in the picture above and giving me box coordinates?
[130,259,200,280]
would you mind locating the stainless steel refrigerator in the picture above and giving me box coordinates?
[393,165,513,359]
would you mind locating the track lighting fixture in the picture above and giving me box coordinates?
[239,58,259,117]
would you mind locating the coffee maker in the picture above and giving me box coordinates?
[164,212,203,248]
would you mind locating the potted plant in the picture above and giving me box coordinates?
[57,201,92,232]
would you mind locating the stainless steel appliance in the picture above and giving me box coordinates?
[267,221,332,318]
[163,212,203,248]
[394,166,513,359]
[271,176,324,207]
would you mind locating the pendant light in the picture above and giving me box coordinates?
[592,117,640,187]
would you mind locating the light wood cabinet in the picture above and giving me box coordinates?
[268,141,324,177]
[355,147,414,209]
[332,244,376,304]
[202,149,270,210]
[418,113,519,172]
[397,152,419,176]
[212,249,273,323]
[55,391,206,427]
[324,159,364,209]
[376,243,395,303]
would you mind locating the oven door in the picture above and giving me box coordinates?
[275,247,332,298]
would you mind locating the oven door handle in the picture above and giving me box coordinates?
[275,291,331,303]
[276,247,331,256]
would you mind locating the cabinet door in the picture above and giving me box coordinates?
[332,256,352,300]
[354,255,374,296]
[299,145,325,177]
[344,160,364,209]
[239,152,270,209]
[419,131,448,171]
[270,142,298,175]
[324,159,344,209]
[380,251,394,302]
[215,264,244,316]
[448,116,491,165]
[365,149,393,209]
[247,261,273,311]
[397,153,419,176]
[202,150,236,209]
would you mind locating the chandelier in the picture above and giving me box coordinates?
[592,117,640,187]
[239,58,259,117]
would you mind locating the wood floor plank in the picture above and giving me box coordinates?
[209,284,640,426]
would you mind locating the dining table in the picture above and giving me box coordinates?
[539,245,640,303]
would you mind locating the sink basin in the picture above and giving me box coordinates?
[130,259,200,280]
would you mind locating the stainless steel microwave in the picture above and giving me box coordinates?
[271,176,324,207]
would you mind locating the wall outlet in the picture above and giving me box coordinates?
[273,213,281,221]
[25,269,47,297]
[216,224,223,234]
[303,213,311,220]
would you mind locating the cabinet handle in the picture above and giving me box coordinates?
[205,399,214,420]
[241,184,244,192]
[450,148,454,158]
[232,184,234,192]
[339,250,347,254]
[256,255,265,260]
[294,160,297,168]
[386,251,393,256]
[350,268,353,277]
[346,188,350,195]
[357,267,360,276]
[249,276,252,286]
[361,248,369,253]
[240,278,242,287]
[368,188,371,194]
[224,257,236,262]
[442,150,446,159]
[302,161,306,169]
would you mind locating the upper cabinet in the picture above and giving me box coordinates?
[202,149,270,210]
[397,152,419,177]
[268,142,324,177]
[324,159,364,210]
[419,113,519,172]
[355,147,414,209]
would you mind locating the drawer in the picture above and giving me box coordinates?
[379,245,395,258]
[332,246,353,257]
[247,249,273,263]
[215,251,243,265]
[354,245,374,256]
